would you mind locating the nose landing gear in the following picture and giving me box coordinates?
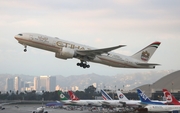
[77,61,90,69]
[24,45,27,52]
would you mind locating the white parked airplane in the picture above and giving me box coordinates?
[145,104,180,112]
[100,89,123,107]
[31,106,48,113]
[14,33,161,68]
[30,98,49,113]
[68,90,102,107]
[116,90,141,107]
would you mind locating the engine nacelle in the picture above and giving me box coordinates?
[55,47,75,59]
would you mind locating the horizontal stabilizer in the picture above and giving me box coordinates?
[136,63,160,66]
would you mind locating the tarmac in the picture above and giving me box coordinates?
[1,104,137,113]
[1,104,104,113]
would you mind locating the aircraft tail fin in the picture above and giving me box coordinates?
[163,89,180,105]
[131,42,161,62]
[100,89,113,100]
[116,90,129,101]
[58,90,68,101]
[68,90,79,100]
[137,88,152,103]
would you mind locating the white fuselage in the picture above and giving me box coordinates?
[145,105,180,112]
[36,107,44,113]
[14,33,154,68]
[67,100,103,106]
[101,100,123,107]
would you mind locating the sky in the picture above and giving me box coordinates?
[0,0,179,76]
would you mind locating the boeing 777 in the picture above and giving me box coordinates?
[14,33,161,68]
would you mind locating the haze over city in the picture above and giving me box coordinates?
[0,1,179,76]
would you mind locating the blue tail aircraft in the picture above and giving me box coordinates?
[137,88,165,105]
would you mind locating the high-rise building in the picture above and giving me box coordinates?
[34,77,40,91]
[33,76,56,92]
[48,76,56,91]
[5,78,14,92]
[14,76,21,92]
[40,76,50,91]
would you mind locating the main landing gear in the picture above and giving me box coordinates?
[24,45,27,52]
[77,61,90,69]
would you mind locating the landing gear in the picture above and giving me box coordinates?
[24,45,27,52]
[77,61,90,69]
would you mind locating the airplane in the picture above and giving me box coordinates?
[45,101,63,108]
[57,90,73,105]
[137,88,165,105]
[31,106,48,113]
[100,89,123,107]
[68,90,102,106]
[163,89,180,105]
[14,33,161,69]
[116,90,141,107]
[31,98,49,113]
[144,104,180,112]
[100,89,113,100]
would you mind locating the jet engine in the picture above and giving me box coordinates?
[55,47,75,59]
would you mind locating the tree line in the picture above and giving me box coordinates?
[0,85,109,100]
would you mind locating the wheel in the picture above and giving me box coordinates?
[24,49,27,52]
[86,65,90,68]
[77,63,80,66]
[83,64,86,68]
[79,63,83,67]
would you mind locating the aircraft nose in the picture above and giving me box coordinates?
[14,33,23,40]
[14,35,18,40]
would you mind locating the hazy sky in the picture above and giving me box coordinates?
[0,0,179,76]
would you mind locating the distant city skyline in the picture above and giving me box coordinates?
[2,70,173,93]
[5,75,57,92]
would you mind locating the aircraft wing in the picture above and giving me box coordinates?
[76,45,126,56]
[102,101,111,105]
[136,63,160,66]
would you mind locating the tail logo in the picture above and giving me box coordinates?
[139,93,148,100]
[164,91,172,102]
[71,94,76,100]
[119,94,124,99]
[60,94,65,99]
[141,51,150,61]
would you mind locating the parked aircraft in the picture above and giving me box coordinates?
[45,101,63,108]
[163,89,180,105]
[15,33,161,68]
[116,90,141,107]
[31,106,48,113]
[145,104,180,112]
[58,91,73,105]
[137,88,165,105]
[100,89,123,107]
[31,98,49,113]
[68,90,102,106]
[101,89,113,100]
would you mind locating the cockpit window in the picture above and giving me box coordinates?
[18,34,23,36]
